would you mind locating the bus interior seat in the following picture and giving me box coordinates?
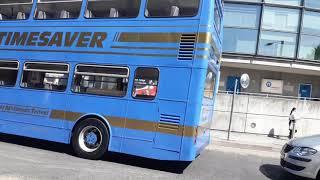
[17,12,26,20]
[109,8,119,18]
[170,6,180,17]
[145,9,149,17]
[60,10,70,19]
[37,11,47,19]
[85,9,93,18]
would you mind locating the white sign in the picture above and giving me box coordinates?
[261,79,283,94]
[240,74,250,89]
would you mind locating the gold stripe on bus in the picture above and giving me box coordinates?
[118,33,182,43]
[49,110,197,137]
[117,32,212,44]
[111,46,179,50]
[106,116,126,128]
[198,32,212,44]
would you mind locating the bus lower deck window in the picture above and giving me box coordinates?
[132,68,159,100]
[146,0,199,17]
[72,65,129,97]
[21,62,69,91]
[0,1,33,20]
[35,0,82,20]
[0,61,19,87]
[85,0,140,19]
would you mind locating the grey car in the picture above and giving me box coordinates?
[281,135,320,179]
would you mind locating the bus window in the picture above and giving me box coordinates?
[72,64,129,97]
[146,0,199,18]
[0,61,19,87]
[132,68,159,100]
[85,0,140,19]
[35,0,82,20]
[204,70,215,99]
[21,62,69,91]
[0,1,33,20]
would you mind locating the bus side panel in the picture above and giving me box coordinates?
[65,94,128,152]
[0,119,70,143]
[180,68,206,161]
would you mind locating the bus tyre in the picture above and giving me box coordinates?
[72,118,109,160]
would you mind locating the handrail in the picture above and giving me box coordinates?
[218,90,320,101]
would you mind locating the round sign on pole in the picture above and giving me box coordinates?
[240,73,250,89]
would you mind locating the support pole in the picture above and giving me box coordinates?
[227,79,238,141]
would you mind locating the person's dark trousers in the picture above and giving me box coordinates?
[289,130,293,139]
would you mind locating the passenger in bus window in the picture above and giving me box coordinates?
[0,1,32,20]
[146,0,200,17]
[85,0,141,19]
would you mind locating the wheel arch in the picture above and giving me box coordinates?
[70,113,113,149]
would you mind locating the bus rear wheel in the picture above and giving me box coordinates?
[72,118,109,160]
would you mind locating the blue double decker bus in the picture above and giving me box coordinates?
[0,0,223,161]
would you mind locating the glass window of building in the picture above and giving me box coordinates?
[35,0,82,20]
[302,11,320,36]
[0,0,33,20]
[223,3,261,54]
[305,0,320,9]
[223,28,258,54]
[146,0,200,17]
[258,31,297,58]
[299,35,320,61]
[262,7,300,32]
[224,3,260,28]
[265,0,301,6]
[85,0,140,18]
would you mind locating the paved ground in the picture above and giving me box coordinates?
[0,133,309,180]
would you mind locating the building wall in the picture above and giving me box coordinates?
[212,93,320,137]
[219,67,320,98]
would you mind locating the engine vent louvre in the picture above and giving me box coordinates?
[158,114,181,133]
[178,34,197,60]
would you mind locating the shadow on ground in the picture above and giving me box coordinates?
[0,133,190,174]
[260,164,311,180]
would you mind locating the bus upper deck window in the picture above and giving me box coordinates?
[146,0,200,18]
[0,1,33,21]
[85,0,141,19]
[0,61,19,87]
[132,68,159,100]
[35,0,82,20]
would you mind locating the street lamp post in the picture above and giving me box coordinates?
[265,40,285,56]
[227,78,238,141]
[227,74,250,141]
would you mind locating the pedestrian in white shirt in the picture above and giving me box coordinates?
[289,107,297,139]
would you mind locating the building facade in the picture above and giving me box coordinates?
[212,0,320,137]
[221,0,320,99]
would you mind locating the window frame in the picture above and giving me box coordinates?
[204,69,216,99]
[84,0,141,19]
[144,0,201,18]
[71,64,130,97]
[0,0,33,21]
[34,0,83,20]
[0,60,20,87]
[131,67,160,101]
[20,61,70,92]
